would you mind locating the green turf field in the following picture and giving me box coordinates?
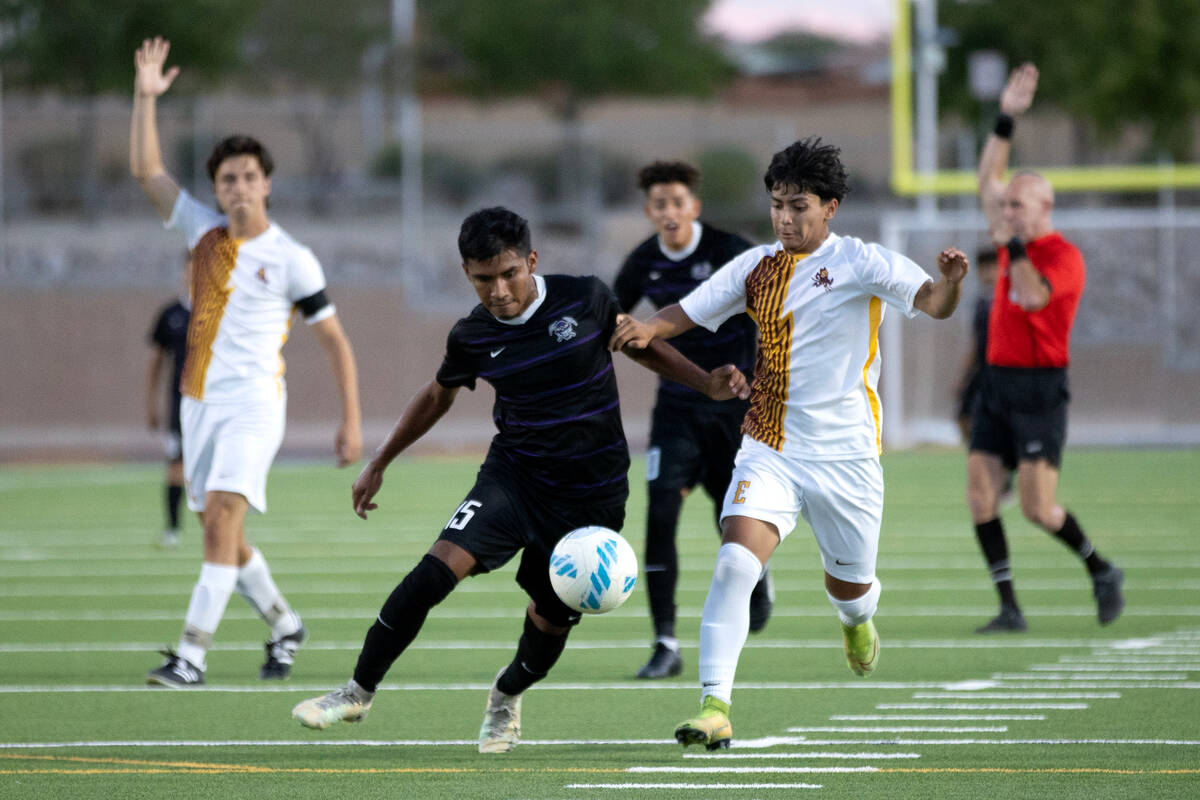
[1,448,1198,799]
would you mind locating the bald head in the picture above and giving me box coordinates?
[1003,170,1054,241]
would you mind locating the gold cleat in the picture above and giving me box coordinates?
[674,695,732,750]
[842,619,879,677]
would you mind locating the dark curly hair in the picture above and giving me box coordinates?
[458,207,532,261]
[206,135,274,182]
[762,137,849,203]
[637,160,700,193]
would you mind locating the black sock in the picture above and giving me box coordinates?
[1052,511,1109,575]
[496,613,570,696]
[352,554,457,692]
[974,518,1018,609]
[644,487,684,640]
[166,484,183,530]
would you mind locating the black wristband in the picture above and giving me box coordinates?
[994,113,1014,139]
[1005,236,1026,262]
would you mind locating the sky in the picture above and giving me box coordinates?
[704,0,894,44]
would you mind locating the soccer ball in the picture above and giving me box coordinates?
[549,526,638,614]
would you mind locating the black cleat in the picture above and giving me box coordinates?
[975,605,1027,634]
[1093,566,1125,625]
[146,649,205,687]
[260,626,307,680]
[748,570,774,633]
[636,643,683,679]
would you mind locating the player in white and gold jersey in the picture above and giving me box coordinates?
[611,137,969,749]
[131,37,363,686]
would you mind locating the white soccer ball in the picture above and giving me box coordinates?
[549,526,638,614]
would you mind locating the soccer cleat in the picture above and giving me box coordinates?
[292,679,374,729]
[478,668,523,753]
[748,570,775,633]
[260,626,307,680]
[675,695,732,750]
[975,605,1027,634]
[842,619,879,676]
[158,529,181,549]
[1093,566,1125,625]
[636,642,683,679]
[146,649,204,687]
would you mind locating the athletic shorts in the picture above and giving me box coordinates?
[162,431,182,462]
[970,366,1069,469]
[437,464,626,627]
[180,390,286,514]
[720,436,884,584]
[645,403,744,499]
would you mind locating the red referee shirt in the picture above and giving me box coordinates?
[987,232,1085,368]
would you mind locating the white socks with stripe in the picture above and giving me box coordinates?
[826,577,881,626]
[237,547,302,639]
[697,542,764,705]
[178,562,237,670]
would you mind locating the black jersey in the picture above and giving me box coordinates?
[613,222,755,413]
[436,275,630,507]
[148,300,190,423]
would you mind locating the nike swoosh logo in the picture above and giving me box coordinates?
[490,347,505,358]
[835,559,855,566]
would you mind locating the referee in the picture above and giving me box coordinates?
[968,62,1123,633]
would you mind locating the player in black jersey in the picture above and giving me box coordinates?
[613,161,772,680]
[293,207,748,752]
[146,251,192,548]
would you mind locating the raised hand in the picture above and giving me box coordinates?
[999,62,1038,116]
[937,247,970,283]
[134,36,180,98]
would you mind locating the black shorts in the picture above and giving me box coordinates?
[969,366,1069,470]
[646,403,745,499]
[437,464,625,627]
[957,369,983,421]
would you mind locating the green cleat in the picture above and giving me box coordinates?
[842,619,879,677]
[674,695,732,750]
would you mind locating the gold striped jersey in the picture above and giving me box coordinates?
[678,233,931,459]
[167,191,333,403]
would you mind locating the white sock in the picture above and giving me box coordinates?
[178,562,238,670]
[236,547,301,639]
[697,542,764,705]
[655,636,680,652]
[826,577,882,627]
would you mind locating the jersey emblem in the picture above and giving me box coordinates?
[256,266,269,284]
[690,261,713,281]
[489,346,506,358]
[548,316,579,342]
[648,271,661,281]
[812,266,834,293]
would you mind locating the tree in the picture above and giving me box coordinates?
[940,0,1200,161]
[423,0,734,221]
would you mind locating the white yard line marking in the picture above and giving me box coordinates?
[0,739,670,749]
[629,766,872,773]
[877,703,1088,710]
[990,673,1187,681]
[909,692,1119,699]
[566,783,824,790]
[832,715,1046,721]
[786,726,1008,733]
[683,752,921,760]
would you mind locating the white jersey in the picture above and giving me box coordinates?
[166,191,334,403]
[680,232,931,460]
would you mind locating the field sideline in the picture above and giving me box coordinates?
[1,448,1198,799]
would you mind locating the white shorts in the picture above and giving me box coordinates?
[181,391,286,514]
[162,431,182,461]
[720,436,884,584]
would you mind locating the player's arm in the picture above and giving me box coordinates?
[913,248,969,319]
[1004,240,1052,312]
[145,346,167,430]
[310,314,363,467]
[608,303,696,351]
[978,62,1038,245]
[620,332,749,402]
[131,37,182,220]
[351,379,460,519]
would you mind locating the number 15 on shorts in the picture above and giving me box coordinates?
[446,500,481,531]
